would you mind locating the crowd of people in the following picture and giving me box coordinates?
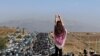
[0,32,55,56]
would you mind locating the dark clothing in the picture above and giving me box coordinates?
[54,45,62,56]
[84,49,87,54]
[84,49,87,56]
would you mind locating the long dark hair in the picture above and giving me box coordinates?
[54,21,65,36]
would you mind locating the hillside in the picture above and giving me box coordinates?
[0,26,16,36]
[63,32,100,55]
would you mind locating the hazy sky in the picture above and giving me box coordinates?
[0,0,100,26]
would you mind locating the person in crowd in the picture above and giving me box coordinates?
[83,49,88,56]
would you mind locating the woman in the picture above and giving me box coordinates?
[51,15,67,56]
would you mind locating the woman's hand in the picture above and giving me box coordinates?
[55,15,64,26]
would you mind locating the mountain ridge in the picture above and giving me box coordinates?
[0,19,100,32]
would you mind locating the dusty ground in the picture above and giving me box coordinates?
[63,32,100,55]
[0,27,16,36]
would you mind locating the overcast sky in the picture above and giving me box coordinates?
[0,0,100,27]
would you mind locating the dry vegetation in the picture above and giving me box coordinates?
[63,32,100,55]
[0,27,16,36]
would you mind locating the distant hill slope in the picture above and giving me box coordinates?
[0,27,16,36]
